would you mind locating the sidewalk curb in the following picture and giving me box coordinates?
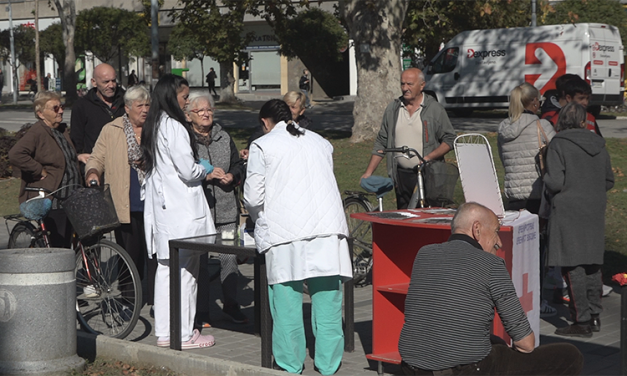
[77,332,284,376]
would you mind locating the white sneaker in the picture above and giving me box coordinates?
[602,284,613,297]
[83,285,99,298]
[540,300,557,318]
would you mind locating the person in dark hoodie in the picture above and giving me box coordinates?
[71,63,126,165]
[545,102,614,338]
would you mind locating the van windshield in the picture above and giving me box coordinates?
[428,47,459,74]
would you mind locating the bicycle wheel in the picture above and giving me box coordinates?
[343,196,374,285]
[8,222,45,248]
[75,239,142,339]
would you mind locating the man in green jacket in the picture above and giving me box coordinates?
[361,68,456,209]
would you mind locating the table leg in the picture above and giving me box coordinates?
[169,246,181,351]
[344,278,354,352]
[254,257,260,336]
[345,238,355,352]
[259,255,272,368]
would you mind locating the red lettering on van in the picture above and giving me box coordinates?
[609,61,618,66]
[524,42,566,94]
[593,60,604,65]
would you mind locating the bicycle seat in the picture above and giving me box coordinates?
[360,176,394,198]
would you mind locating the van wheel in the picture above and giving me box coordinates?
[588,105,601,118]
[452,109,474,117]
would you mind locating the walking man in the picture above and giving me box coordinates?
[299,69,311,108]
[206,68,218,96]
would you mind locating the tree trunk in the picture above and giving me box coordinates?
[341,0,409,143]
[218,61,237,103]
[54,0,77,103]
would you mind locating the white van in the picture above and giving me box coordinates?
[423,23,624,116]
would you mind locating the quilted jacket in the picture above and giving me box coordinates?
[244,121,348,253]
[497,113,555,201]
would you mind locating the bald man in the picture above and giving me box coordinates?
[361,68,456,209]
[398,202,583,375]
[71,63,126,164]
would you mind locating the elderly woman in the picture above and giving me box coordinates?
[141,74,216,349]
[546,102,614,338]
[244,99,352,375]
[85,85,157,308]
[497,82,557,317]
[9,91,81,248]
[283,91,312,129]
[184,92,247,327]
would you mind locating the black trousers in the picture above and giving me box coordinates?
[562,264,603,323]
[400,343,583,375]
[395,167,418,210]
[114,212,157,305]
[43,209,73,248]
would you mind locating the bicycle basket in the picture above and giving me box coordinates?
[19,196,52,221]
[61,184,120,239]
[424,161,460,207]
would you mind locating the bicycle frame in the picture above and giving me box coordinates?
[381,146,429,209]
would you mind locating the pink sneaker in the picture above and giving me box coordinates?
[157,337,170,347]
[181,329,215,349]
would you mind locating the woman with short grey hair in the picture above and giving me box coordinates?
[545,102,614,338]
[85,84,157,309]
[185,91,247,327]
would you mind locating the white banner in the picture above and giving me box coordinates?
[503,210,540,348]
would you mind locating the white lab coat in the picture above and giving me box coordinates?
[244,121,352,284]
[143,114,216,259]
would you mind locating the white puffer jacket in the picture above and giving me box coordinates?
[497,113,556,201]
[244,121,348,253]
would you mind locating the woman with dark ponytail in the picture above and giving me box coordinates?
[244,99,352,374]
[142,74,216,350]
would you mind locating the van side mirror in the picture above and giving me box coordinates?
[454,72,460,80]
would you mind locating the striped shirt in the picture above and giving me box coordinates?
[398,234,532,370]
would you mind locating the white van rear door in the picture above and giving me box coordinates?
[588,26,621,98]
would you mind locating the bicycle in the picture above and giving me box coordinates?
[4,185,142,339]
[344,146,430,285]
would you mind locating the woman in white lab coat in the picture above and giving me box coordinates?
[244,99,352,375]
[141,74,216,349]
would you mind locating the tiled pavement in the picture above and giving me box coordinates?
[123,260,624,376]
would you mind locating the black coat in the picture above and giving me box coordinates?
[70,87,125,154]
[545,129,614,267]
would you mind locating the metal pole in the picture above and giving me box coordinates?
[35,0,41,92]
[150,0,159,89]
[8,0,17,104]
[531,0,537,27]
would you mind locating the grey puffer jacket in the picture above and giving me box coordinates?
[497,113,555,201]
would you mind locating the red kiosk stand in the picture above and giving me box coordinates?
[352,209,540,375]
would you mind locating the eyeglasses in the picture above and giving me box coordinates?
[47,104,64,113]
[190,108,214,116]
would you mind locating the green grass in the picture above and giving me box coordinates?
[0,178,20,217]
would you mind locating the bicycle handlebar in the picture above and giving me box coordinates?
[24,187,51,193]
[380,146,428,165]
